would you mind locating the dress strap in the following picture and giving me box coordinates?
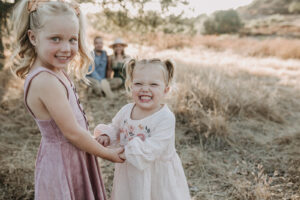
[24,67,70,119]
[61,70,90,129]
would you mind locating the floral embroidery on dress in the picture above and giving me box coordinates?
[138,124,144,130]
[128,125,135,137]
[120,120,151,144]
[145,126,151,137]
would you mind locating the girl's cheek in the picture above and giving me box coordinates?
[73,43,79,50]
[72,46,79,53]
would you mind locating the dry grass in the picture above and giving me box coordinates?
[196,35,300,60]
[174,61,285,140]
[1,36,300,199]
[129,33,300,60]
[168,50,300,199]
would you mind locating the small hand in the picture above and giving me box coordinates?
[119,152,126,160]
[104,147,125,163]
[96,135,110,147]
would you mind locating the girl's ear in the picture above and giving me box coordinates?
[28,30,37,46]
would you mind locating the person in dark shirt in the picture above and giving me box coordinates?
[108,38,130,84]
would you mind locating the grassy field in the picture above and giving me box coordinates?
[0,36,300,199]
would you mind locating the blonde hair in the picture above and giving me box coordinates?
[10,0,92,82]
[124,58,175,93]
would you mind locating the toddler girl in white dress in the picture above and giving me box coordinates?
[94,58,191,200]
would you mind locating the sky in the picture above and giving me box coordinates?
[167,0,253,17]
[81,0,254,18]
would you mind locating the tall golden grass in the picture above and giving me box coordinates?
[130,33,300,60]
[168,54,300,199]
[1,34,300,199]
[174,61,285,142]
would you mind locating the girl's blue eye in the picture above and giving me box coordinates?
[70,38,78,43]
[52,37,60,42]
[151,83,158,86]
[134,83,142,86]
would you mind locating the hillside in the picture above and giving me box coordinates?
[238,0,295,18]
[237,0,300,38]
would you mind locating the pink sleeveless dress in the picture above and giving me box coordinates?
[24,67,107,200]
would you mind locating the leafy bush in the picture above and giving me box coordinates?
[204,9,243,34]
[288,1,300,14]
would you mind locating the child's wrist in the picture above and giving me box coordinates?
[101,147,112,160]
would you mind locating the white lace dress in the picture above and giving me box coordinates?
[95,103,191,200]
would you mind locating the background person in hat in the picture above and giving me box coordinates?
[108,38,130,84]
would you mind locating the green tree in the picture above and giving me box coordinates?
[0,0,19,60]
[83,0,192,34]
[204,9,243,34]
[288,1,300,14]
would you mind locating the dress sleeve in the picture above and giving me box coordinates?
[94,123,119,142]
[94,104,130,143]
[124,113,175,171]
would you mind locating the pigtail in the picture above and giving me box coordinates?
[124,58,136,93]
[10,0,36,78]
[68,6,93,83]
[164,59,175,87]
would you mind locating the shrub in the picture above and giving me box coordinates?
[288,1,300,14]
[204,9,243,34]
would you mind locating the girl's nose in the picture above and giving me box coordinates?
[141,85,150,91]
[61,42,71,52]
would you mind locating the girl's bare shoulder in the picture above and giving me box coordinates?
[29,71,66,94]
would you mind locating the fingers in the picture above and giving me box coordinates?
[119,152,126,160]
[110,152,124,163]
[95,136,110,147]
[109,147,125,163]
[114,156,125,163]
[104,139,109,147]
[115,147,125,154]
[96,137,104,145]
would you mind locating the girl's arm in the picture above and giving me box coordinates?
[33,73,124,163]
[124,113,175,170]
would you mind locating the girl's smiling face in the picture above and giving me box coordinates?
[28,14,79,71]
[131,64,169,112]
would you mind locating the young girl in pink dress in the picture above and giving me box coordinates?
[11,1,124,199]
[95,59,191,200]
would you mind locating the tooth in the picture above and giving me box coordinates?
[140,96,151,100]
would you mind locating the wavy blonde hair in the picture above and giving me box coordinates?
[10,0,92,82]
[124,58,176,94]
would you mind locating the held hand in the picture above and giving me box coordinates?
[105,147,125,163]
[119,152,126,160]
[96,135,110,147]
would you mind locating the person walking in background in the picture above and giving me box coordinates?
[94,58,191,200]
[11,1,124,199]
[108,38,130,84]
[87,36,120,98]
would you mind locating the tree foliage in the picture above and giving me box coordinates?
[288,1,300,14]
[83,0,196,34]
[204,9,243,34]
[0,0,20,60]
